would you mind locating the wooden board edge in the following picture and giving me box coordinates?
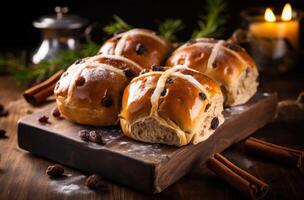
[17,122,157,194]
[153,93,278,193]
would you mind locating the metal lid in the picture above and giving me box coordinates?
[33,7,88,29]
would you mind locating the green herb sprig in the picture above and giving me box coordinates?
[0,43,100,85]
[192,0,228,39]
[158,19,184,41]
[103,15,133,36]
[0,1,229,86]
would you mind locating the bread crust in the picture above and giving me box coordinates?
[54,55,142,126]
[166,39,259,106]
[54,28,173,126]
[120,65,224,146]
[99,29,172,69]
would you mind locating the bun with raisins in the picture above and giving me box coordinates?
[99,28,172,69]
[119,65,224,146]
[54,54,143,126]
[167,38,259,106]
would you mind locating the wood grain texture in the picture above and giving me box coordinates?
[17,93,277,194]
[0,75,304,200]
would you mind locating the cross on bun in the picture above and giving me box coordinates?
[119,65,225,146]
[54,54,143,126]
[166,38,259,106]
[99,28,172,69]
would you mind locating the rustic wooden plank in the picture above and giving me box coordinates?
[0,75,303,200]
[154,93,278,192]
[17,93,278,193]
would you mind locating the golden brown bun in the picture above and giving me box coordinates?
[120,65,224,146]
[54,54,143,126]
[99,28,172,69]
[166,38,259,106]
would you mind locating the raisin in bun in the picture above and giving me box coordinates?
[54,54,143,126]
[119,65,224,146]
[99,28,172,69]
[167,38,259,106]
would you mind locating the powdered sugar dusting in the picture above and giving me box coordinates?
[51,175,92,195]
[225,106,246,115]
[59,184,80,194]
[112,140,170,162]
[262,93,270,96]
[99,129,123,143]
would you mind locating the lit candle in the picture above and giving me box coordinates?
[249,4,300,48]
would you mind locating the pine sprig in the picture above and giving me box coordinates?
[0,51,27,74]
[0,43,100,85]
[103,15,133,36]
[0,5,230,86]
[158,19,184,41]
[192,0,228,39]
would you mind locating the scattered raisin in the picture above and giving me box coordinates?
[101,97,113,107]
[0,129,6,138]
[205,103,211,111]
[89,131,105,144]
[0,104,3,111]
[46,165,64,178]
[74,59,84,65]
[76,77,85,87]
[151,65,164,71]
[199,92,207,100]
[135,43,147,55]
[210,117,219,130]
[52,107,62,119]
[38,115,50,124]
[212,61,218,68]
[123,68,134,79]
[79,130,90,142]
[160,88,167,97]
[166,78,174,84]
[85,174,107,190]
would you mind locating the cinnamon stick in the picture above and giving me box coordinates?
[207,153,269,199]
[245,137,304,168]
[23,70,64,105]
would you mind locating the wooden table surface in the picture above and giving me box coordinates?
[0,70,304,200]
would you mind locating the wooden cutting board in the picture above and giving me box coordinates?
[17,93,277,194]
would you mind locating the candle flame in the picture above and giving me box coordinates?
[281,3,292,21]
[265,8,276,22]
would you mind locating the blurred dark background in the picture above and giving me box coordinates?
[0,0,303,51]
